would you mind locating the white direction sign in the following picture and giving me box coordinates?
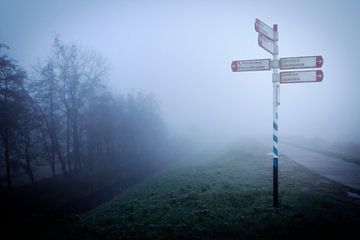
[255,18,277,41]
[231,59,271,72]
[280,56,323,70]
[258,34,277,55]
[280,70,323,84]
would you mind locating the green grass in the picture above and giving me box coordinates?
[59,141,360,240]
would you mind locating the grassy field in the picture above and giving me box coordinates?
[54,141,360,240]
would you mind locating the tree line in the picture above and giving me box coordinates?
[0,38,172,190]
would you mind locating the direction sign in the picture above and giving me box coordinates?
[280,70,323,83]
[258,34,278,55]
[231,59,271,72]
[255,18,277,41]
[280,56,323,70]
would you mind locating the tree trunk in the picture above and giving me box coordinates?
[54,134,66,174]
[50,129,56,176]
[41,128,55,177]
[66,108,71,172]
[3,77,12,190]
[49,74,57,176]
[87,139,94,171]
[72,109,81,170]
[4,130,12,190]
[25,139,34,184]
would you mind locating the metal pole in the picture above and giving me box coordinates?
[272,24,279,207]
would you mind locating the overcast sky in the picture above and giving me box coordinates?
[1,0,360,144]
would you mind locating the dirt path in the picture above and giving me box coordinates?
[280,142,360,190]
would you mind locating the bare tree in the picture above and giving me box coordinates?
[0,44,27,189]
[15,93,42,184]
[31,61,66,175]
[52,37,108,170]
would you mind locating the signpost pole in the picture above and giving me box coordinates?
[232,18,323,208]
[272,24,279,207]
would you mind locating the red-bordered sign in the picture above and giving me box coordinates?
[231,59,271,72]
[280,70,323,83]
[255,18,277,41]
[280,56,323,70]
[258,34,277,55]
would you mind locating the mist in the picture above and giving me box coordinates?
[1,1,360,239]
[2,0,359,144]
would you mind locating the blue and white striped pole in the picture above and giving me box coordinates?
[272,24,280,207]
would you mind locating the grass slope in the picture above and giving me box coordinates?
[63,142,360,240]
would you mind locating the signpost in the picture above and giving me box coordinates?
[231,18,324,207]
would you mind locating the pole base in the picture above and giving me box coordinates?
[273,158,279,207]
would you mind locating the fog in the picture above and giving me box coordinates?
[2,0,360,144]
[2,1,360,238]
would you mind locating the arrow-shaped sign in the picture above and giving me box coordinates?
[280,70,323,84]
[255,18,277,41]
[258,34,278,55]
[280,56,323,70]
[231,59,271,72]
